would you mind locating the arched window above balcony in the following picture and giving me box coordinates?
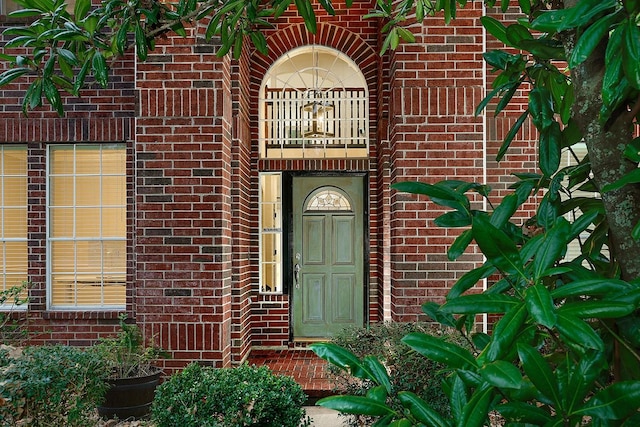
[259,45,369,159]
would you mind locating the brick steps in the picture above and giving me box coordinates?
[247,349,333,399]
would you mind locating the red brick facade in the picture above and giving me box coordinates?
[0,1,537,369]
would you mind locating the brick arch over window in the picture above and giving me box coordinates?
[248,23,379,132]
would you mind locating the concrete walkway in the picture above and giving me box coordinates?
[306,405,344,426]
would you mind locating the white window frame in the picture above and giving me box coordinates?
[46,144,126,310]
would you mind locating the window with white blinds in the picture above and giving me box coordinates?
[48,144,126,309]
[560,143,604,262]
[0,145,27,307]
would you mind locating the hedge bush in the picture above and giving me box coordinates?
[152,363,311,427]
[328,322,462,426]
[0,345,109,426]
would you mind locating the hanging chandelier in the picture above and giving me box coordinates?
[302,97,335,138]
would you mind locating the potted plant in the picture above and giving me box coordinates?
[92,314,164,420]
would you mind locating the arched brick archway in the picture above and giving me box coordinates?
[248,23,379,126]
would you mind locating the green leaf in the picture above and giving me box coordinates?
[532,217,570,281]
[392,181,469,212]
[505,24,533,48]
[310,343,373,380]
[91,51,108,88]
[402,332,477,369]
[497,402,552,424]
[519,38,566,60]
[422,301,457,327]
[490,194,518,228]
[460,383,493,427]
[579,381,640,420]
[23,79,42,114]
[531,0,617,32]
[366,385,388,403]
[42,78,63,116]
[564,351,607,413]
[56,48,78,67]
[472,214,525,277]
[481,16,509,46]
[517,343,562,407]
[481,303,527,363]
[74,0,90,19]
[448,263,496,299]
[551,278,632,299]
[135,24,148,61]
[569,10,621,68]
[623,17,640,89]
[557,301,635,319]
[448,229,473,260]
[496,110,529,161]
[317,395,396,416]
[363,356,392,394]
[529,86,555,130]
[398,392,449,427]
[73,59,91,96]
[602,168,640,192]
[556,312,604,351]
[539,121,561,177]
[525,284,557,328]
[0,67,31,86]
[518,0,531,14]
[436,210,472,228]
[442,293,520,314]
[294,0,317,34]
[480,360,523,389]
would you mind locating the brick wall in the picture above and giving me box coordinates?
[387,3,487,321]
[134,27,234,368]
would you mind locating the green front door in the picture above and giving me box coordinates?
[292,176,365,339]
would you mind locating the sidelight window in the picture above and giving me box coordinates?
[259,173,282,293]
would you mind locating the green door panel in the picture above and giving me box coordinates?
[332,273,356,322]
[333,216,355,264]
[303,273,325,323]
[293,176,364,338]
[303,217,325,264]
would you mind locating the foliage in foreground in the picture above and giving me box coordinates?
[151,362,312,427]
[0,282,29,345]
[328,323,461,426]
[312,171,640,425]
[0,344,109,427]
[89,314,165,379]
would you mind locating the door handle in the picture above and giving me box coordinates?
[294,263,301,288]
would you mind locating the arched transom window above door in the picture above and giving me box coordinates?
[259,45,369,159]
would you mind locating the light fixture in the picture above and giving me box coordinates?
[302,98,335,138]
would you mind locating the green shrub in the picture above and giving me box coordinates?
[329,322,458,426]
[0,345,109,426]
[152,363,311,427]
[0,282,30,345]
